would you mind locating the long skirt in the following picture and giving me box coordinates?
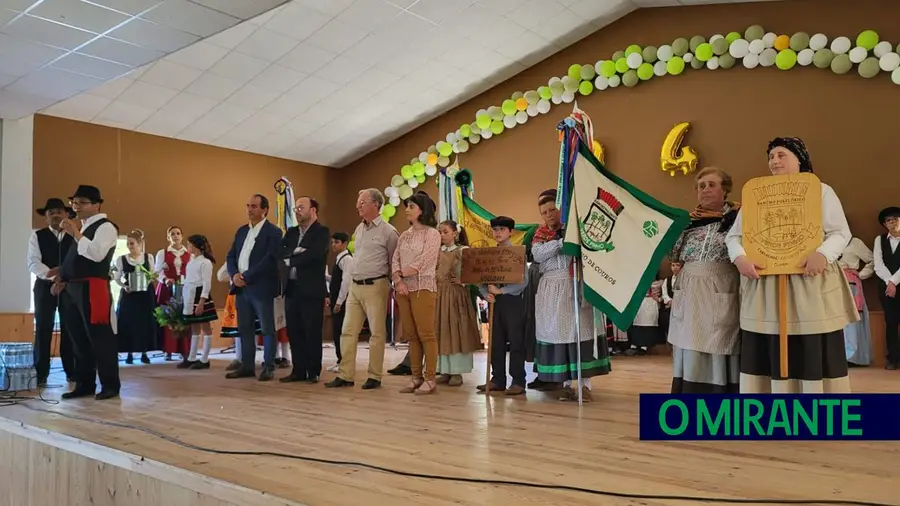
[844,290,872,366]
[671,346,740,393]
[535,272,610,383]
[117,289,158,353]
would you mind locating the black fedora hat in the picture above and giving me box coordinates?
[36,197,74,217]
[69,185,103,204]
[878,206,900,226]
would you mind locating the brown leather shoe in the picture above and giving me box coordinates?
[505,384,526,396]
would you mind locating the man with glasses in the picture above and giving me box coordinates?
[875,207,900,370]
[325,189,398,390]
[57,185,121,400]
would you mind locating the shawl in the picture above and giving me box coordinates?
[686,201,741,232]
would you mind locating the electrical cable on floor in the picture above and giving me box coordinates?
[0,398,893,506]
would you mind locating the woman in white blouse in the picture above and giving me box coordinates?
[838,235,875,366]
[726,137,858,393]
[113,229,157,365]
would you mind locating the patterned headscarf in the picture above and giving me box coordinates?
[768,137,813,173]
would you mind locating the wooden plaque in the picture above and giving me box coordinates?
[740,173,823,275]
[460,245,526,285]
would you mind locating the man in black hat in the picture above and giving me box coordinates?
[874,206,900,370]
[57,185,121,400]
[28,198,77,386]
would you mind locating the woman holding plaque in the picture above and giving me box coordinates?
[726,137,858,393]
[113,229,157,364]
[668,167,742,393]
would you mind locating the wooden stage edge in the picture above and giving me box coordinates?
[1,348,899,506]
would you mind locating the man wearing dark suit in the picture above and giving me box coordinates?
[225,194,284,382]
[279,197,330,384]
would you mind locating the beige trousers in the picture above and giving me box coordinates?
[338,278,390,382]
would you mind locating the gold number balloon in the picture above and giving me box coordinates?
[592,139,605,164]
[660,122,699,176]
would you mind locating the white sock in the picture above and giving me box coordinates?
[234,339,242,359]
[280,342,290,361]
[188,335,199,361]
[199,336,212,363]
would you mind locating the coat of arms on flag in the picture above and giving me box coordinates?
[558,105,689,330]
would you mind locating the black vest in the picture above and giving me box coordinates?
[329,251,351,300]
[60,218,118,281]
[118,254,151,277]
[36,228,75,270]
[880,234,900,282]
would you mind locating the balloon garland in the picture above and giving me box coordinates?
[378,26,899,223]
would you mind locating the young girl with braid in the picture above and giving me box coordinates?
[181,235,218,369]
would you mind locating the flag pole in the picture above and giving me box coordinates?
[571,253,584,407]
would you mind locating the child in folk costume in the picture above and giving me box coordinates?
[113,229,156,365]
[874,206,900,370]
[434,221,482,387]
[838,235,875,366]
[155,225,192,362]
[727,137,858,393]
[626,277,663,355]
[180,235,218,370]
[659,261,681,340]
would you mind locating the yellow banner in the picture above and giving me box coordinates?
[460,202,532,248]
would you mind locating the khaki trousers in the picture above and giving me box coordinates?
[396,290,437,381]
[338,278,390,382]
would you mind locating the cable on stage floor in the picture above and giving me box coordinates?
[0,396,894,506]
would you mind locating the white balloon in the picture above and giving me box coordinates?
[424,164,437,176]
[593,76,607,90]
[562,76,578,92]
[892,67,900,85]
[511,91,524,100]
[515,111,528,124]
[562,90,575,103]
[389,196,400,207]
[759,48,777,67]
[503,115,516,129]
[475,108,487,119]
[536,99,551,113]
[654,60,668,76]
[452,142,460,154]
[797,48,815,66]
[743,52,760,69]
[468,134,480,144]
[438,155,450,167]
[706,56,719,70]
[809,33,828,51]
[880,52,900,72]
[384,186,394,197]
[683,52,693,63]
[748,39,766,55]
[526,104,538,116]
[626,52,643,69]
[470,123,481,135]
[488,106,502,120]
[594,60,605,74]
[408,178,418,188]
[763,32,777,47]
[608,75,621,87]
[548,76,561,86]
[418,152,427,163]
[710,34,724,43]
[848,46,867,64]
[831,36,851,55]
[457,140,469,152]
[481,129,493,139]
[657,44,673,62]
[874,41,893,58]
[729,39,750,58]
[551,94,563,104]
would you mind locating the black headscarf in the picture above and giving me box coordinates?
[768,137,813,173]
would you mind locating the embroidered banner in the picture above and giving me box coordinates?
[459,196,538,249]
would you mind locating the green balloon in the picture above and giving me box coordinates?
[400,165,413,179]
[579,80,593,95]
[856,30,879,51]
[580,64,595,80]
[745,25,765,41]
[501,99,517,116]
[642,46,658,63]
[712,38,728,56]
[858,57,880,78]
[599,60,617,78]
[476,114,491,129]
[830,53,852,74]
[690,57,704,70]
[567,64,581,80]
[625,44,642,55]
[637,62,654,80]
[622,70,638,87]
[672,38,689,56]
[718,54,736,69]
[416,174,425,183]
[391,175,404,187]
[538,86,552,99]
[789,32,810,51]
[412,162,425,176]
[689,35,707,52]
[813,49,834,69]
[666,56,685,75]
[695,43,713,61]
[775,49,797,70]
[612,50,625,61]
[490,120,504,135]
[725,32,741,44]
[615,57,629,74]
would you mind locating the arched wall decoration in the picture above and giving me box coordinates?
[378,26,900,223]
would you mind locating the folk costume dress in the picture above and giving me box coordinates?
[435,244,482,376]
[668,202,742,393]
[155,245,191,356]
[627,281,662,352]
[838,237,874,366]
[532,232,610,386]
[113,253,158,354]
[181,254,217,324]
[726,184,858,393]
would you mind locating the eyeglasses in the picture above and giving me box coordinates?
[886,217,899,224]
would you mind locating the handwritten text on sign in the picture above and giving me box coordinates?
[461,245,526,285]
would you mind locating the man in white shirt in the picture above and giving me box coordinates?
[57,185,121,401]
[874,206,900,370]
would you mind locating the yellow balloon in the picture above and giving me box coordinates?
[591,140,605,164]
[660,122,699,176]
[426,153,438,166]
[515,98,528,111]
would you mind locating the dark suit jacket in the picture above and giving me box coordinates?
[226,220,284,300]
[280,220,330,298]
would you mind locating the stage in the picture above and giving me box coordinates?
[1,347,898,506]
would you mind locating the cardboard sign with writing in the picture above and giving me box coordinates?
[740,173,823,276]
[461,245,526,285]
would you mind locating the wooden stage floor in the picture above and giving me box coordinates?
[2,346,898,506]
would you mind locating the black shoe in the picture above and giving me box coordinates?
[361,378,381,390]
[278,374,306,383]
[141,353,151,364]
[62,386,95,400]
[177,360,195,369]
[325,377,354,388]
[306,375,319,384]
[37,377,48,388]
[387,364,412,376]
[887,362,898,371]
[258,368,275,381]
[125,355,134,365]
[95,389,120,400]
[226,370,255,379]
[189,361,210,370]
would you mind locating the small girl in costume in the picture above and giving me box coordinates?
[181,235,218,370]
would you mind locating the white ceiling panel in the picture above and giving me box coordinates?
[40,0,787,165]
[0,0,291,119]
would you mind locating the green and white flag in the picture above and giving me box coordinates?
[562,142,690,330]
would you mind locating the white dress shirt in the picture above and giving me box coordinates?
[333,251,352,306]
[77,214,119,263]
[873,234,900,285]
[217,263,230,283]
[661,275,677,304]
[839,237,875,279]
[238,220,266,273]
[27,227,64,280]
[726,182,851,264]
[183,255,213,299]
[113,253,155,289]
